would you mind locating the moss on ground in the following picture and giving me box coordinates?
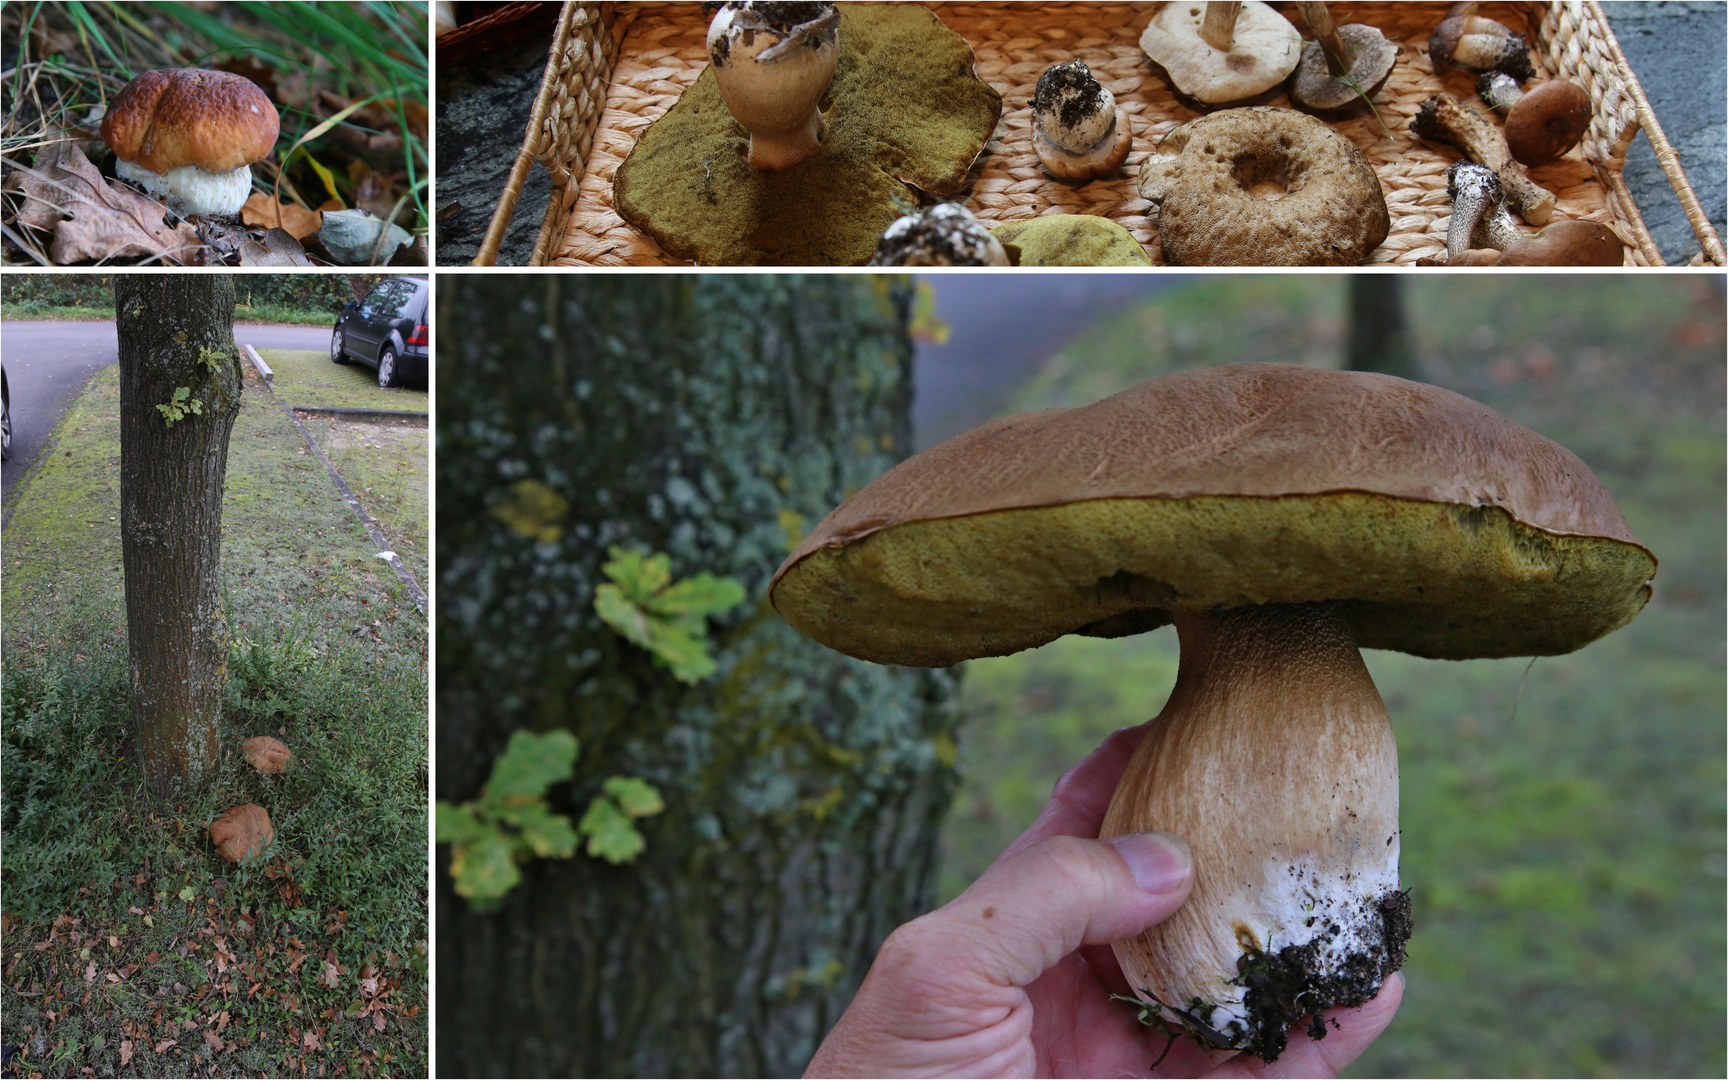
[259,349,428,412]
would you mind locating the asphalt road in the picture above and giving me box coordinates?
[0,322,332,510]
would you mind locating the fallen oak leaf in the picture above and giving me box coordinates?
[153,1038,176,1054]
[240,193,321,239]
[119,1040,133,1066]
[239,227,313,267]
[8,142,199,264]
[202,1029,224,1053]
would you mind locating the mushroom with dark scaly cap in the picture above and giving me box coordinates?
[770,363,1655,1063]
[100,68,279,217]
[868,203,1008,267]
[1428,6,1535,80]
[1031,60,1132,182]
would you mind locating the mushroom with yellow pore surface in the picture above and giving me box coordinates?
[769,363,1655,1062]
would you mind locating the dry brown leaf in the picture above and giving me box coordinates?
[202,1028,224,1053]
[119,1040,133,1066]
[302,1028,320,1052]
[239,228,313,267]
[108,935,119,948]
[286,947,307,974]
[104,971,120,983]
[84,961,96,983]
[240,193,322,239]
[320,958,340,988]
[373,1010,386,1033]
[13,141,199,264]
[153,1038,176,1054]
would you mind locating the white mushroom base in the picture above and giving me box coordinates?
[116,158,253,218]
[1103,603,1410,1062]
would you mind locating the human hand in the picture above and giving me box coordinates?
[805,722,1403,1078]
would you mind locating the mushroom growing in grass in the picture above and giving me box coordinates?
[1478,73,1592,166]
[243,735,293,775]
[100,69,279,218]
[770,363,1655,1062]
[210,804,274,864]
[1032,60,1132,182]
[1140,1,1302,106]
[1287,2,1398,113]
[867,203,1009,266]
[706,1,841,171]
[1412,93,1555,225]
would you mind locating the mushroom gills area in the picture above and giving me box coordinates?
[116,158,252,217]
[1101,603,1408,1063]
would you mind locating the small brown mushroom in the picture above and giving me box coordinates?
[210,805,274,864]
[1288,2,1398,113]
[242,736,292,775]
[1031,60,1132,182]
[100,68,279,217]
[1493,220,1625,265]
[1428,6,1535,80]
[1140,0,1302,106]
[1479,73,1592,166]
[1411,93,1554,225]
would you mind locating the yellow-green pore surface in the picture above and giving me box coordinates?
[613,5,1002,266]
[771,493,1656,668]
[993,215,1153,266]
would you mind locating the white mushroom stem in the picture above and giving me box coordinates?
[115,158,253,218]
[1446,161,1520,256]
[1102,604,1406,1062]
[1411,94,1554,225]
[707,3,841,172]
[1200,2,1242,51]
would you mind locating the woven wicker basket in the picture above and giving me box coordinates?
[473,1,1725,267]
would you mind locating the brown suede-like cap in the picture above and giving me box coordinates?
[771,364,1655,667]
[101,69,279,174]
[209,804,274,863]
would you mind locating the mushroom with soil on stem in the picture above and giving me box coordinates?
[770,362,1655,1063]
[1140,1,1302,107]
[1477,73,1592,167]
[1411,93,1555,225]
[1287,2,1398,113]
[1427,5,1535,80]
[1031,60,1132,183]
[867,202,1009,267]
[706,1,841,172]
[99,68,280,218]
[1444,160,1520,259]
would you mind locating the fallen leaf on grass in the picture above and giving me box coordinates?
[202,1028,225,1053]
[302,1028,321,1052]
[241,193,322,239]
[105,972,120,983]
[153,1038,176,1053]
[287,947,307,974]
[85,961,95,983]
[11,141,200,264]
[374,1010,387,1033]
[119,1040,133,1066]
[320,957,340,988]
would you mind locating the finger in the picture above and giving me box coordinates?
[1202,974,1405,1079]
[998,721,1151,862]
[927,831,1192,992]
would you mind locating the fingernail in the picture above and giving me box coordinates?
[1108,832,1192,895]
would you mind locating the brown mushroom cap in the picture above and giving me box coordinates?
[1504,80,1592,166]
[100,69,279,175]
[209,804,274,863]
[1494,218,1624,265]
[1289,23,1399,112]
[242,736,293,775]
[771,363,1654,667]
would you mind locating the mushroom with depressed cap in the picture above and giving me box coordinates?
[243,735,293,775]
[210,804,275,863]
[868,203,1009,266]
[1140,1,1302,106]
[1287,2,1398,113]
[100,68,279,218]
[706,1,841,171]
[770,362,1655,1062]
[1031,60,1132,182]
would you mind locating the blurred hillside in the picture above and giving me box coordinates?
[931,276,1726,1078]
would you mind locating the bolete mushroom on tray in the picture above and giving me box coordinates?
[770,363,1655,1062]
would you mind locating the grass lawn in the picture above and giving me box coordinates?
[2,362,429,1077]
[0,303,335,326]
[260,349,429,413]
[935,276,1726,1078]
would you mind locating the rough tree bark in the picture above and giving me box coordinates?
[437,276,961,1077]
[115,275,242,799]
[1346,277,1420,380]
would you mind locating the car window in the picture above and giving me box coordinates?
[374,281,416,322]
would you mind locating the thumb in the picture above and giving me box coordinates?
[921,832,1193,991]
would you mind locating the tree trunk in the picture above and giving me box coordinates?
[1346,277,1420,380]
[115,275,242,799]
[436,276,961,1077]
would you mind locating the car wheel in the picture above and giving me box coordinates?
[377,346,402,389]
[331,326,349,364]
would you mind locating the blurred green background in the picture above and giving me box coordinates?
[929,276,1725,1078]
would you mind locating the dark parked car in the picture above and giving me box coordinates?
[331,276,429,389]
[2,364,11,462]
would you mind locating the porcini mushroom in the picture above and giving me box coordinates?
[706,1,840,171]
[1031,60,1132,182]
[771,363,1655,1062]
[242,735,293,775]
[100,68,279,218]
[1428,6,1535,80]
[1288,2,1398,113]
[1140,1,1302,106]
[867,203,1009,266]
[1448,218,1625,266]
[1444,161,1521,258]
[210,804,274,864]
[1478,73,1592,166]
[1412,93,1555,225]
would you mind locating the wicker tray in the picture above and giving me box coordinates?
[474,1,1725,267]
